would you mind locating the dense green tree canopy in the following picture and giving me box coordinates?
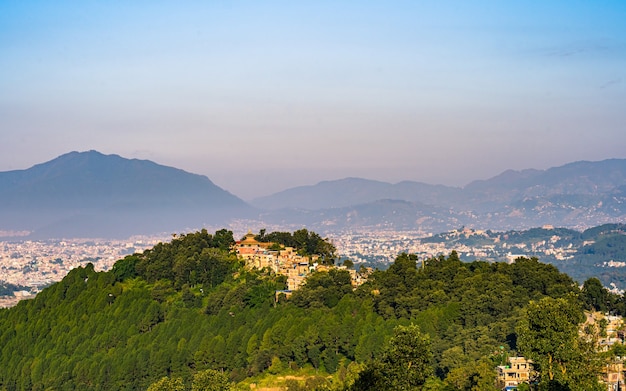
[581,277,612,312]
[191,369,232,391]
[350,324,434,390]
[0,229,622,391]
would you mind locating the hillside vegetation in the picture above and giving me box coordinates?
[0,229,622,390]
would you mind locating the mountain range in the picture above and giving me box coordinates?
[253,159,626,233]
[2,151,626,238]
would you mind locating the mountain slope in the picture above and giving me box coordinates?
[254,159,626,231]
[258,199,471,233]
[464,159,626,208]
[0,151,252,238]
[251,177,462,210]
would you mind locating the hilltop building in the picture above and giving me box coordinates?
[233,231,364,292]
[235,231,272,259]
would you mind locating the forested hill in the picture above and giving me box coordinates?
[0,229,623,390]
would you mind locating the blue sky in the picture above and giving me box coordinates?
[1,1,625,199]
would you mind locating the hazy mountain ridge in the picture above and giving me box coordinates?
[2,152,626,238]
[0,151,251,238]
[255,159,626,232]
[1,151,243,206]
[251,177,462,210]
[258,199,468,233]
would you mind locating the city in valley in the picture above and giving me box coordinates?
[0,236,167,307]
[3,223,623,307]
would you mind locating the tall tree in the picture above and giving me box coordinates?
[351,324,433,390]
[147,376,185,391]
[192,368,232,391]
[516,295,603,391]
[581,277,610,312]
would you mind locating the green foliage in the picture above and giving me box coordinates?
[581,277,612,312]
[255,228,337,264]
[136,229,236,286]
[291,269,353,308]
[411,224,626,293]
[0,230,607,391]
[147,376,186,391]
[517,295,604,391]
[580,231,626,259]
[112,254,140,281]
[444,359,497,390]
[342,259,354,269]
[381,324,434,388]
[192,369,232,391]
[350,324,433,390]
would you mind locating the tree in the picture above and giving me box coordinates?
[111,254,139,281]
[516,295,603,391]
[259,229,337,263]
[444,359,497,390]
[290,269,353,308]
[192,368,232,391]
[581,277,610,312]
[212,229,235,251]
[383,324,434,389]
[351,324,433,390]
[147,376,185,391]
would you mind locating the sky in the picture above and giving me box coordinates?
[1,1,625,200]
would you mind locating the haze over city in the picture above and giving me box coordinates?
[1,1,625,199]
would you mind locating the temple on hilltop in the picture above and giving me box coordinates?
[233,231,366,292]
[235,231,272,258]
[233,231,313,291]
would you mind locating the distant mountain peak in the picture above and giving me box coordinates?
[0,151,251,238]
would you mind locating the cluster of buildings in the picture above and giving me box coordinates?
[234,231,367,292]
[328,227,579,267]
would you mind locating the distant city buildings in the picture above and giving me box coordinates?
[0,236,166,307]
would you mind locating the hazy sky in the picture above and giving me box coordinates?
[1,1,625,200]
